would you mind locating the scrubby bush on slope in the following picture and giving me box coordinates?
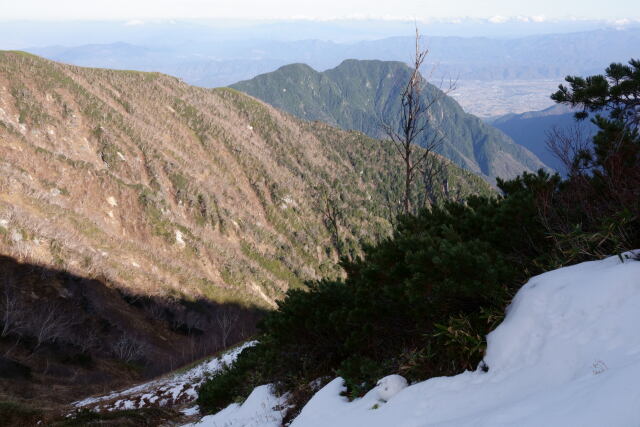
[543,58,640,262]
[199,174,557,411]
[198,59,640,415]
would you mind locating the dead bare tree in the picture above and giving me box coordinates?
[27,302,76,353]
[216,307,240,349]
[314,184,346,259]
[71,328,101,354]
[546,124,594,175]
[0,280,26,358]
[381,28,455,215]
[111,333,149,363]
[0,280,23,339]
[421,153,467,207]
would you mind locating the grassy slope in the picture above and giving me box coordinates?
[0,51,493,420]
[0,51,492,308]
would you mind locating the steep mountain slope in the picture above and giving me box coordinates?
[0,52,490,306]
[491,104,598,175]
[0,51,491,409]
[231,59,549,180]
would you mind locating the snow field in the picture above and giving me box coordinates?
[191,253,640,427]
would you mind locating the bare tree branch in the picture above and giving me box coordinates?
[216,307,240,349]
[380,27,456,216]
[546,124,593,175]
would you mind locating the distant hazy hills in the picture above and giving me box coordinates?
[25,28,640,87]
[491,104,598,175]
[231,59,549,180]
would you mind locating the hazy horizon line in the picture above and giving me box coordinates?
[1,16,639,24]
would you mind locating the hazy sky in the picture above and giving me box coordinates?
[1,0,638,21]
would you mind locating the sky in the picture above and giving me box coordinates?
[1,0,638,21]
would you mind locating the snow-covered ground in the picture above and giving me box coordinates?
[189,252,640,426]
[184,385,287,427]
[72,341,256,413]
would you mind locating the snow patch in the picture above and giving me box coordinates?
[201,254,640,427]
[182,405,200,416]
[73,341,257,413]
[279,195,297,210]
[375,375,407,402]
[175,230,186,248]
[184,385,285,427]
[288,253,640,427]
[10,230,22,243]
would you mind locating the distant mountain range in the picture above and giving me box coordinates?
[25,28,640,87]
[231,59,549,180]
[3,19,625,49]
[490,104,598,175]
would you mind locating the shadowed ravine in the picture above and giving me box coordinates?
[0,254,264,408]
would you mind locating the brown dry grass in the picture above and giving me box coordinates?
[0,51,491,307]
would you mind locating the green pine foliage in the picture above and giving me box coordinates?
[546,58,640,261]
[198,173,557,411]
[199,59,640,417]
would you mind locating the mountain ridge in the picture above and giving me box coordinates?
[0,49,493,310]
[231,59,549,180]
[491,104,598,174]
[0,50,491,407]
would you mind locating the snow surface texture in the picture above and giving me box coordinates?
[376,375,408,401]
[72,341,256,413]
[185,385,286,427]
[192,253,640,426]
